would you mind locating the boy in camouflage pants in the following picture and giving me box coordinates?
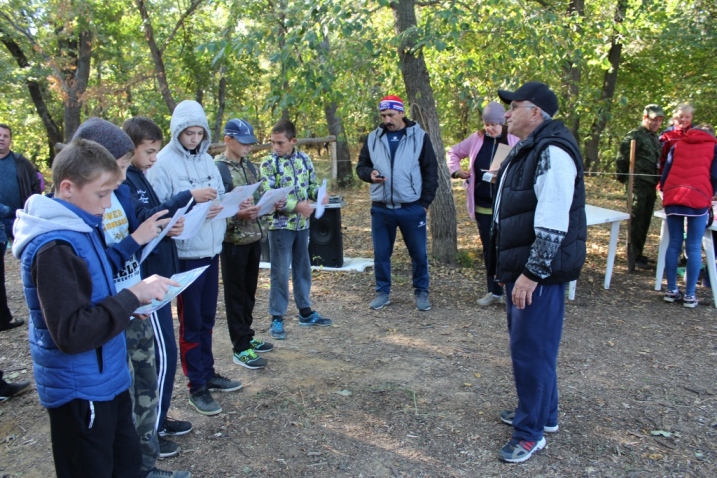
[73,119,190,478]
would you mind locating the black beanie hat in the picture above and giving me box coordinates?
[73,117,135,160]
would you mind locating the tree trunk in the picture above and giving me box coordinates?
[135,0,177,114]
[562,0,584,141]
[458,99,470,140]
[583,0,627,171]
[214,66,227,141]
[60,29,92,141]
[1,32,63,165]
[391,0,457,264]
[324,102,353,187]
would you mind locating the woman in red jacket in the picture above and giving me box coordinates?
[661,124,717,308]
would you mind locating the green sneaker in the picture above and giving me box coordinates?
[233,349,268,370]
[250,338,274,353]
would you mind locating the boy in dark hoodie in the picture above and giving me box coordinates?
[123,116,218,446]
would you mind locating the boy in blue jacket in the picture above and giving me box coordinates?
[12,138,176,478]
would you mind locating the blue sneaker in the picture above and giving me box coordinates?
[298,311,333,327]
[270,319,286,340]
[499,437,546,463]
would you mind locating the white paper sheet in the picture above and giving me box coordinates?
[314,179,328,219]
[211,182,262,222]
[140,198,194,264]
[172,201,212,240]
[134,265,209,315]
[256,187,293,216]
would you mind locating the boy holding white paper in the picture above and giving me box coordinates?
[12,138,177,478]
[147,101,242,417]
[215,118,274,369]
[73,118,191,477]
[259,119,331,341]
[124,116,219,458]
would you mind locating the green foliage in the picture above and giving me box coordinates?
[0,0,715,169]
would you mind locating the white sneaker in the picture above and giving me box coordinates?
[477,292,505,306]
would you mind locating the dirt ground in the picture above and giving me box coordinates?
[2,177,717,477]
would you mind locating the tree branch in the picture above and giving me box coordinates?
[0,11,66,89]
[160,0,205,54]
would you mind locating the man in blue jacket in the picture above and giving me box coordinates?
[356,95,438,312]
[0,123,41,332]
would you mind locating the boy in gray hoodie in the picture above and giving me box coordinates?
[147,100,241,416]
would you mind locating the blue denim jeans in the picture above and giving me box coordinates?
[371,203,429,295]
[269,228,312,317]
[666,213,708,297]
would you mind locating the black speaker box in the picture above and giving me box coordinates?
[309,208,343,267]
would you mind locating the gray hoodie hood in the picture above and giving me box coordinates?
[166,100,212,159]
[12,194,93,259]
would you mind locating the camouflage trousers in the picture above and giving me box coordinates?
[629,181,658,258]
[126,313,160,473]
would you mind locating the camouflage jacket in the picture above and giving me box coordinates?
[259,148,319,231]
[215,153,267,245]
[616,126,661,186]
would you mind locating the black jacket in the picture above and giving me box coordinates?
[14,152,41,204]
[491,120,587,285]
[124,165,193,278]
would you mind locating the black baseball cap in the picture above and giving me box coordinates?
[498,82,559,117]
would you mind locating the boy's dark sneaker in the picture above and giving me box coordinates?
[500,410,558,433]
[158,436,180,458]
[233,349,268,369]
[0,379,31,401]
[298,311,332,327]
[664,289,683,303]
[159,418,193,437]
[189,386,222,415]
[271,319,286,340]
[498,437,546,463]
[207,373,243,392]
[0,318,24,332]
[144,467,192,478]
[250,338,274,353]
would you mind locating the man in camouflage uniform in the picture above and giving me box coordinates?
[616,104,665,269]
[215,119,274,369]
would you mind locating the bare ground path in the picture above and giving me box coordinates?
[1,177,716,477]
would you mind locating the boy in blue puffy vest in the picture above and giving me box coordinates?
[12,139,177,478]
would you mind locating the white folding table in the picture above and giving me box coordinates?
[653,209,717,308]
[568,205,630,300]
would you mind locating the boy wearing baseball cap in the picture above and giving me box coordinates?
[215,119,274,369]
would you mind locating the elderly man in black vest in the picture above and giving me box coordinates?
[488,82,587,463]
